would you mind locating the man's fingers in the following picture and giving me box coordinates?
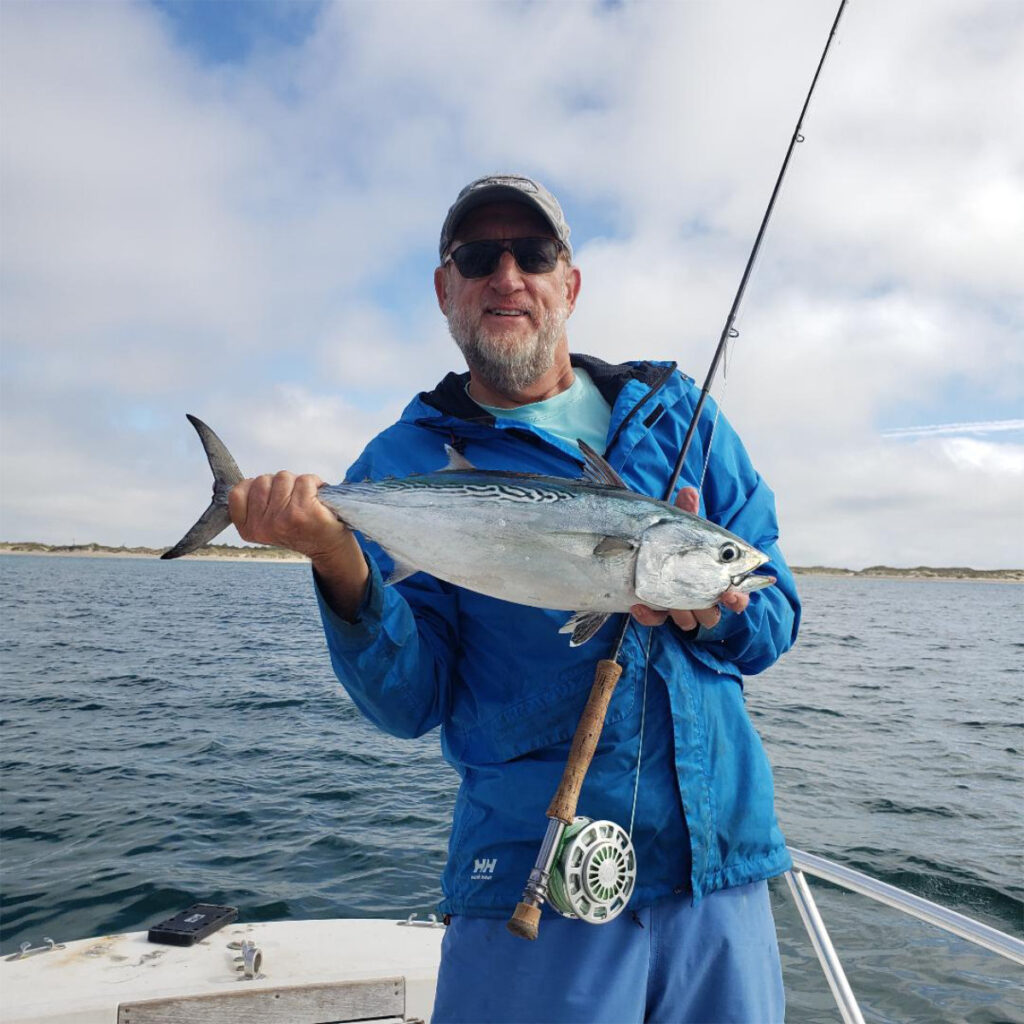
[630,604,668,627]
[229,475,273,538]
[668,609,699,632]
[228,478,252,531]
[721,589,750,614]
[266,470,297,519]
[228,474,277,543]
[227,471,340,553]
[289,474,343,536]
[649,587,752,637]
[674,486,699,516]
[291,473,325,507]
[692,606,722,629]
[246,474,276,540]
[290,474,336,527]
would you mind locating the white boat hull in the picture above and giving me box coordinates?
[1,918,444,1024]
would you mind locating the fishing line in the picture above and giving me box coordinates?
[627,624,653,840]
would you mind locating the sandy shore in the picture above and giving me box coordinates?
[0,545,309,564]
[791,569,1023,584]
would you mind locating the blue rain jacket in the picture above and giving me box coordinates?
[316,355,800,917]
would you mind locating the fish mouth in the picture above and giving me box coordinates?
[731,570,777,594]
[731,549,773,591]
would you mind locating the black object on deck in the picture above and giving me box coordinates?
[147,903,238,946]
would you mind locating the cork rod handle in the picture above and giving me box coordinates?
[546,659,624,824]
[507,901,542,941]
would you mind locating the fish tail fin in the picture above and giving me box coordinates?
[161,415,244,560]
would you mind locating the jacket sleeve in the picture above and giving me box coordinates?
[687,407,801,676]
[313,445,459,740]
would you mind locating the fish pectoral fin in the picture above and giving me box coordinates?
[383,558,418,586]
[593,536,636,558]
[442,444,476,472]
[576,440,628,490]
[559,611,612,647]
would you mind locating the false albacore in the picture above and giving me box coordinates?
[164,415,775,645]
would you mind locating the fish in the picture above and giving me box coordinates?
[164,415,775,645]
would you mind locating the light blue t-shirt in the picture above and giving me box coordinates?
[470,368,612,455]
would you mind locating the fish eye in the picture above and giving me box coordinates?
[719,542,740,563]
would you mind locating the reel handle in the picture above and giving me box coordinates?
[547,659,623,823]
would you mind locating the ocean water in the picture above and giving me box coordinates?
[1,555,1021,1022]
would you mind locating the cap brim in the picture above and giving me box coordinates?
[441,187,560,252]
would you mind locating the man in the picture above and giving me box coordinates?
[230,174,800,1022]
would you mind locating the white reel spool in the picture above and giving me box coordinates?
[548,817,637,924]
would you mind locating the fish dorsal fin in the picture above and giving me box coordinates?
[442,444,476,472]
[577,440,627,489]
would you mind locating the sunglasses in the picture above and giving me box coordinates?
[445,237,564,279]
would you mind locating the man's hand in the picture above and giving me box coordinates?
[229,472,369,619]
[629,486,750,633]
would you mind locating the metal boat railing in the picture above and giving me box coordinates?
[784,847,1024,1024]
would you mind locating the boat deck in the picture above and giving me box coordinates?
[1,917,444,1024]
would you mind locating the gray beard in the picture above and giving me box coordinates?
[447,305,567,397]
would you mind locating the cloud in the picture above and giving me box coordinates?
[770,436,1024,569]
[941,437,1024,476]
[1,0,1021,568]
[1,3,268,371]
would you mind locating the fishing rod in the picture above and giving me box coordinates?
[508,0,849,941]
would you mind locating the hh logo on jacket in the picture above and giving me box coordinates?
[472,858,497,881]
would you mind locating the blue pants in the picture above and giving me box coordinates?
[431,881,784,1023]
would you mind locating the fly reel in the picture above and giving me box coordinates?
[547,817,637,924]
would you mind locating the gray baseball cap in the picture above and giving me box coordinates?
[439,174,572,259]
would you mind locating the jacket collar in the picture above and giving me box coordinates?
[417,353,673,423]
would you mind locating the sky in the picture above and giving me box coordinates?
[1,0,1021,569]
